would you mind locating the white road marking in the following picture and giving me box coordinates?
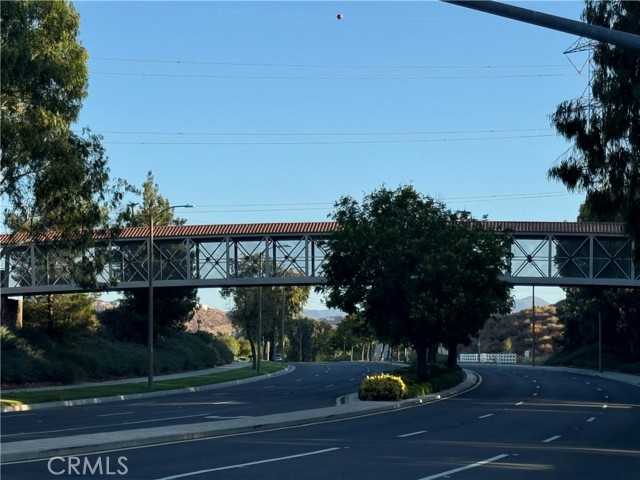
[542,435,561,443]
[154,447,342,479]
[597,388,602,392]
[603,404,608,409]
[97,411,134,417]
[533,393,538,396]
[587,417,596,422]
[204,415,252,420]
[398,430,427,438]
[418,454,510,480]
[478,414,494,419]
[585,381,591,385]
[515,401,524,405]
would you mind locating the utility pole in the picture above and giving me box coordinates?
[532,286,536,368]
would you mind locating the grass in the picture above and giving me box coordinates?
[0,362,286,407]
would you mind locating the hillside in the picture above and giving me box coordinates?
[460,305,563,357]
[185,306,234,336]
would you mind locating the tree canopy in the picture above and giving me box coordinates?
[1,1,118,244]
[320,185,512,372]
[101,172,197,342]
[549,0,640,260]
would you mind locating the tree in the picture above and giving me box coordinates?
[23,293,99,336]
[104,172,198,342]
[222,282,310,368]
[320,185,512,374]
[1,1,118,246]
[549,0,640,261]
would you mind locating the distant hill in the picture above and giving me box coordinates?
[514,296,549,312]
[185,305,234,335]
[304,309,345,320]
[95,299,120,312]
[460,305,563,356]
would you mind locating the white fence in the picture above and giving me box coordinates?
[459,353,517,364]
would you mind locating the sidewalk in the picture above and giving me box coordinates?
[463,363,640,387]
[2,361,249,394]
[1,361,287,413]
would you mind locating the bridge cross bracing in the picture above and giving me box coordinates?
[0,221,638,296]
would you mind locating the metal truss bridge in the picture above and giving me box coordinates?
[0,221,638,296]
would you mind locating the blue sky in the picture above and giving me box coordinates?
[70,1,591,310]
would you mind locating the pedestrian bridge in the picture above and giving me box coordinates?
[0,221,637,296]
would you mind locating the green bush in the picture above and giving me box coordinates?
[359,374,406,401]
[359,365,464,401]
[1,328,234,387]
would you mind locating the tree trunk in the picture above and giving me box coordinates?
[415,346,428,375]
[427,342,437,363]
[46,294,54,334]
[249,341,257,370]
[447,341,458,368]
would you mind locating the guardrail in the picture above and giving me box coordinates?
[459,353,517,364]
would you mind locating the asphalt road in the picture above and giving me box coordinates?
[1,362,391,442]
[2,364,639,480]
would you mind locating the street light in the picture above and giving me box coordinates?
[148,204,194,390]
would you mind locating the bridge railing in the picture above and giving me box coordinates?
[1,221,638,295]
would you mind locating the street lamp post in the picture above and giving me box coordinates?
[148,204,193,390]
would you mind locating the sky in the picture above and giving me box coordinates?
[68,0,592,310]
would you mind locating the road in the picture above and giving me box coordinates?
[2,364,639,479]
[1,362,391,441]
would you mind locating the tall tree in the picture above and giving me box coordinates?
[320,185,511,373]
[222,281,310,369]
[106,172,198,342]
[549,0,640,260]
[1,1,118,245]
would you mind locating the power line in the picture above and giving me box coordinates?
[103,133,554,146]
[92,70,579,81]
[91,56,572,71]
[183,192,578,214]
[85,128,552,137]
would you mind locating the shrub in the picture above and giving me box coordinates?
[359,374,406,401]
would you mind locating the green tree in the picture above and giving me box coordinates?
[222,280,310,369]
[334,313,377,361]
[23,293,99,335]
[104,172,198,342]
[549,0,640,261]
[1,1,118,247]
[320,185,511,373]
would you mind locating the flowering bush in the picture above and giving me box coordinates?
[358,373,406,401]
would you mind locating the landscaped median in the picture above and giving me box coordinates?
[358,364,466,401]
[0,362,288,412]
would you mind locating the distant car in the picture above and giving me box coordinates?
[274,353,283,361]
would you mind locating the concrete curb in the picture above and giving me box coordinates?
[1,366,295,413]
[1,370,479,463]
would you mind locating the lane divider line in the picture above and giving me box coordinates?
[478,414,494,419]
[542,435,561,443]
[155,447,343,479]
[418,454,510,480]
[398,430,428,438]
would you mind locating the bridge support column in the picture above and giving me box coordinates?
[1,296,23,330]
